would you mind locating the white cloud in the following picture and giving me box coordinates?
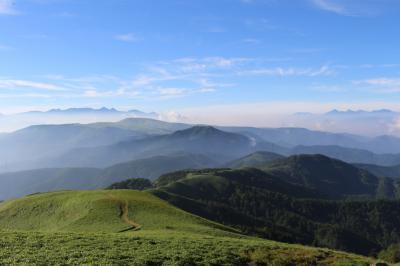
[311,0,348,15]
[175,101,400,136]
[310,0,386,17]
[238,65,334,77]
[0,79,67,91]
[311,85,346,92]
[157,87,188,96]
[242,38,261,44]
[0,0,18,15]
[157,111,188,123]
[356,78,400,93]
[0,57,340,103]
[114,33,141,43]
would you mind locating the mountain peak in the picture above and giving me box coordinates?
[325,109,396,115]
[173,126,224,137]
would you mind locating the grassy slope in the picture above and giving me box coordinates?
[0,190,378,265]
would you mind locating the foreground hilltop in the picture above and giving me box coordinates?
[0,190,377,265]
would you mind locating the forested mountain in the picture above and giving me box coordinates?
[263,154,389,199]
[148,167,400,256]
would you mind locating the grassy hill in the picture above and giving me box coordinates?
[0,190,230,234]
[0,190,376,265]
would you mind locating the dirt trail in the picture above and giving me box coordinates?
[106,192,141,232]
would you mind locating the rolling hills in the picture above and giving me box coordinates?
[0,189,377,265]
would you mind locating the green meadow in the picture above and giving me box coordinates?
[0,190,382,265]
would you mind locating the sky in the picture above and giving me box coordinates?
[1,0,400,122]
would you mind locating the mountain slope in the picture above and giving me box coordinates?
[0,168,102,200]
[0,190,375,265]
[291,145,400,166]
[0,190,230,234]
[50,126,287,168]
[0,153,216,200]
[0,124,144,172]
[226,151,284,169]
[356,163,400,179]
[91,117,190,135]
[221,126,367,148]
[151,168,400,256]
[264,154,385,199]
[97,153,217,185]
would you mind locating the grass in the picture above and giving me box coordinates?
[0,190,384,265]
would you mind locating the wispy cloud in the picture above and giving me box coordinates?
[311,0,348,15]
[0,0,18,15]
[114,33,142,43]
[310,0,385,17]
[0,57,340,101]
[238,65,334,77]
[356,78,400,93]
[0,79,67,91]
[242,38,261,44]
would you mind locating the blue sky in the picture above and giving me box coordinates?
[1,0,400,121]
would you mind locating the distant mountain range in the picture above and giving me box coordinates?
[3,118,400,172]
[24,107,158,117]
[325,109,398,116]
[0,107,161,132]
[46,126,286,168]
[291,109,400,136]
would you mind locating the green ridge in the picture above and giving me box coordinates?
[0,189,379,265]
